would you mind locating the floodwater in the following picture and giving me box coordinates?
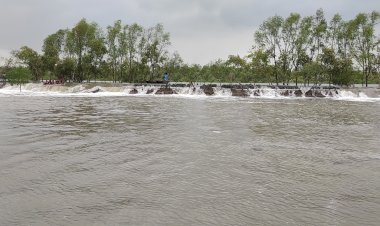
[0,94,380,225]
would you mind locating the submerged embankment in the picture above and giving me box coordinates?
[0,82,380,101]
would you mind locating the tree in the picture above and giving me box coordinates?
[334,58,354,86]
[291,16,313,86]
[6,67,32,85]
[56,57,75,82]
[320,48,337,86]
[300,61,323,86]
[226,55,249,82]
[66,18,99,82]
[4,11,380,86]
[374,45,380,84]
[117,22,129,82]
[350,11,380,87]
[125,23,143,82]
[106,20,122,83]
[14,46,44,81]
[143,24,171,81]
[255,15,284,85]
[164,51,183,81]
[42,30,65,78]
[327,14,344,54]
[311,9,328,60]
[248,48,271,83]
[86,36,107,82]
[279,13,301,84]
[0,56,16,78]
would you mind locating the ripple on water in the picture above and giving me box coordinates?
[0,96,379,225]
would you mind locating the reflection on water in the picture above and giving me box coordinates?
[0,96,380,225]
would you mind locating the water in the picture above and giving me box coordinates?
[1,91,380,225]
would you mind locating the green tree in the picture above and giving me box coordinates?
[56,57,76,82]
[125,23,143,82]
[279,13,301,84]
[226,55,248,82]
[350,11,380,87]
[86,36,107,82]
[0,56,16,80]
[311,9,328,60]
[14,46,44,81]
[164,51,183,81]
[143,24,171,81]
[334,58,354,86]
[292,16,313,86]
[375,45,380,84]
[320,48,337,86]
[248,48,271,83]
[106,20,122,83]
[300,61,323,86]
[66,19,99,82]
[328,14,344,54]
[42,30,65,79]
[255,15,283,85]
[6,67,32,85]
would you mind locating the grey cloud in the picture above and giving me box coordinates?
[137,0,220,13]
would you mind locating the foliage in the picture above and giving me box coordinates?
[13,46,44,81]
[350,11,380,87]
[6,67,32,85]
[7,10,380,86]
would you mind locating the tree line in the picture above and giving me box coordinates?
[4,19,173,83]
[2,9,380,87]
[252,9,380,87]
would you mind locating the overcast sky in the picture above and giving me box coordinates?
[0,0,379,65]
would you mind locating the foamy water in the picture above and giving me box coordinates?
[1,83,380,102]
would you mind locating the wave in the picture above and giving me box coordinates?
[1,83,379,102]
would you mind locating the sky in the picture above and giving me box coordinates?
[0,0,379,65]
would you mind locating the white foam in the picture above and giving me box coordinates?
[333,90,380,102]
[1,83,379,102]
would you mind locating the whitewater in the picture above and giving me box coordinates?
[1,83,379,102]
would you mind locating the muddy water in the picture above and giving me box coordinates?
[0,96,380,225]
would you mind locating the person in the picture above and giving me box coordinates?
[163,72,169,82]
[163,72,169,87]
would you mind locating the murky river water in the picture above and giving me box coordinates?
[1,96,380,225]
